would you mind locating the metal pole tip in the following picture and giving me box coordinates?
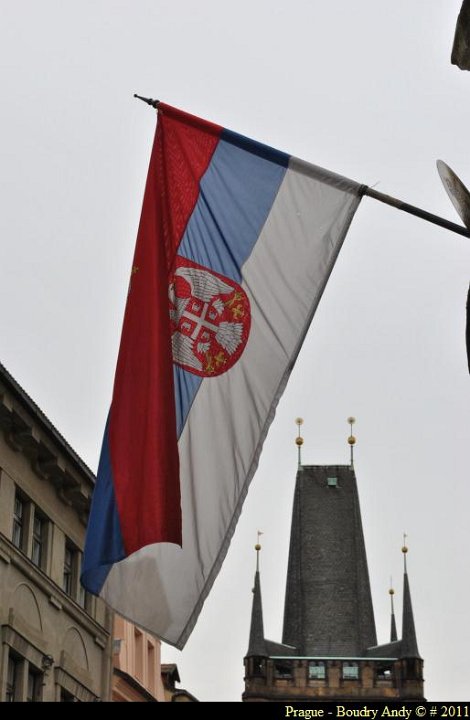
[133,93,160,108]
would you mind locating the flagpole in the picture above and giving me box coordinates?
[362,186,470,238]
[134,94,159,108]
[133,94,470,239]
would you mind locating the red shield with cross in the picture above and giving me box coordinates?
[169,256,251,377]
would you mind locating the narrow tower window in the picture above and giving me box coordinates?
[342,661,359,679]
[308,661,326,679]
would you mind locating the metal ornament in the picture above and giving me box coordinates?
[437,159,470,230]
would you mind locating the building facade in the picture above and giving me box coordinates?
[243,464,424,701]
[112,616,166,702]
[0,363,113,701]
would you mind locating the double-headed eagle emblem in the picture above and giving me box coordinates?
[169,258,251,377]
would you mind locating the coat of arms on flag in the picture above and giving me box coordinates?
[169,256,251,377]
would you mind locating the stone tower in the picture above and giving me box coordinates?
[243,463,424,701]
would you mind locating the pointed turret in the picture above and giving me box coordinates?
[247,543,266,657]
[400,541,421,658]
[389,586,398,642]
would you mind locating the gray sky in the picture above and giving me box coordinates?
[1,0,469,700]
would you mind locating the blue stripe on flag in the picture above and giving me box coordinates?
[174,134,288,437]
[174,366,202,437]
[178,133,288,281]
[81,419,127,593]
[222,128,290,166]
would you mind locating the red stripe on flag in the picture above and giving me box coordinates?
[109,106,221,554]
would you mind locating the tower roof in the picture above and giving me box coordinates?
[389,588,398,642]
[390,606,398,643]
[282,465,377,656]
[247,570,266,656]
[401,568,421,658]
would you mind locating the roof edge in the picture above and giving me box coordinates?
[0,360,96,484]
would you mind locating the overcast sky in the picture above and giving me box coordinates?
[1,0,469,701]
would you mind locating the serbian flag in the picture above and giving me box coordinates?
[82,103,362,648]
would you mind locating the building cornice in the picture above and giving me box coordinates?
[0,364,95,522]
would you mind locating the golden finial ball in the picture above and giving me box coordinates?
[295,436,304,447]
[255,543,261,551]
[295,417,304,426]
[347,416,356,425]
[348,435,356,445]
[401,545,408,554]
[389,588,395,595]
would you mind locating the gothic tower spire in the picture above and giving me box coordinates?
[401,540,420,658]
[243,421,424,701]
[389,584,398,643]
[247,538,266,657]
